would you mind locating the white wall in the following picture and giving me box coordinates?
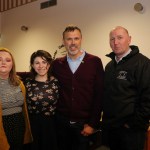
[1,0,150,71]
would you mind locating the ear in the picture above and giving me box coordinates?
[128,36,131,44]
[47,63,50,68]
[62,39,65,46]
[46,64,50,70]
[31,64,35,70]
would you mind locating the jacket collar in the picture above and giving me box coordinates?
[106,45,139,61]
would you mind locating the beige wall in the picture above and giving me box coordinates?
[0,12,1,46]
[0,0,150,71]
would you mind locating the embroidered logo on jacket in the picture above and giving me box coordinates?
[117,71,127,80]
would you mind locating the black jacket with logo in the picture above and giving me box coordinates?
[102,45,150,130]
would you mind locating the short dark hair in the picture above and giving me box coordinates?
[63,25,82,39]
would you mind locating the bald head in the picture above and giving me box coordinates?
[110,26,129,37]
[109,26,131,59]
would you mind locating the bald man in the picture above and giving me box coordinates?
[102,26,150,150]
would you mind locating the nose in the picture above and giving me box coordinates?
[114,39,119,45]
[39,63,43,68]
[71,39,76,44]
[1,59,6,64]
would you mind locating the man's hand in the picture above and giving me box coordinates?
[81,124,94,136]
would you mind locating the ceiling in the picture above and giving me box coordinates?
[0,0,38,12]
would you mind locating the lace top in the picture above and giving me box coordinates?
[25,78,59,116]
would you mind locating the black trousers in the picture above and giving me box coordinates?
[28,114,58,150]
[55,113,90,150]
[102,126,147,150]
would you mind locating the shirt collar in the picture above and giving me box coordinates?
[115,48,132,63]
[67,49,85,62]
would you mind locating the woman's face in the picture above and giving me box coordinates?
[32,56,50,77]
[0,51,13,79]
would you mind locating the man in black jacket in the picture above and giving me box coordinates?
[102,26,150,150]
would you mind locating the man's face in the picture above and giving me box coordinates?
[63,29,82,57]
[109,27,131,57]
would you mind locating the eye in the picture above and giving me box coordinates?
[110,37,115,41]
[65,38,72,41]
[42,61,47,64]
[34,61,39,65]
[6,59,12,62]
[0,58,12,62]
[74,37,80,41]
[117,36,123,40]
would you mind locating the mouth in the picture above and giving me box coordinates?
[38,69,45,71]
[0,66,7,68]
[69,46,77,51]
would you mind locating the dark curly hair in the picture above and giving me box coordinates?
[30,50,52,80]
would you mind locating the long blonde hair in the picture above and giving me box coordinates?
[0,47,20,86]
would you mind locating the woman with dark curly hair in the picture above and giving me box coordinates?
[25,50,59,150]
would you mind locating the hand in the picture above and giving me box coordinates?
[124,123,130,128]
[81,124,94,136]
